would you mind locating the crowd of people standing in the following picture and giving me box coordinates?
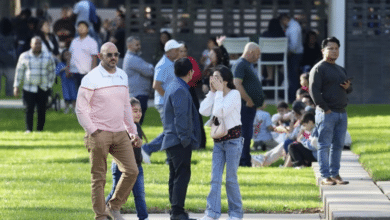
[2,4,353,220]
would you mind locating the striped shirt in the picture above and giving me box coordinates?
[14,49,56,93]
[76,64,138,135]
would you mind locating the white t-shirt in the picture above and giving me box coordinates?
[73,1,90,26]
[69,36,98,74]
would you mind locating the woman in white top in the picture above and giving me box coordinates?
[199,65,243,220]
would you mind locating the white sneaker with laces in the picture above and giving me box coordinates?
[227,217,242,220]
[251,154,265,167]
[198,215,217,220]
[64,107,69,114]
[106,206,125,220]
[141,148,151,164]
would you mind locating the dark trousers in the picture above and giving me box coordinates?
[74,73,85,92]
[135,95,149,125]
[239,102,257,167]
[288,142,317,167]
[189,87,206,149]
[23,88,49,131]
[166,144,192,215]
[287,53,303,103]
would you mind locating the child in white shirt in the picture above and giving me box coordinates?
[252,102,277,151]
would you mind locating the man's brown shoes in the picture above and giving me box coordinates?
[321,177,336,185]
[331,175,349,185]
[321,176,349,185]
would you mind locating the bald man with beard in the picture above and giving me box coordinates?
[233,42,265,167]
[76,42,142,220]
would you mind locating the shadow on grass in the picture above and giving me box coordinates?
[347,104,390,117]
[48,157,90,164]
[0,144,83,150]
[2,206,91,215]
[151,159,199,166]
[3,176,90,184]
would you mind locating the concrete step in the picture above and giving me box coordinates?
[312,151,390,220]
[377,181,390,199]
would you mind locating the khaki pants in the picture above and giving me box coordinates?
[85,130,139,220]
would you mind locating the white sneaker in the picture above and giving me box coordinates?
[251,155,265,167]
[141,148,151,164]
[106,205,124,220]
[63,107,69,114]
[227,217,242,220]
[25,130,31,134]
[198,215,217,220]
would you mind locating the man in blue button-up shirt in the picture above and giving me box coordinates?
[162,58,200,220]
[280,14,304,103]
[123,36,154,124]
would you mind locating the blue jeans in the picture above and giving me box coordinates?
[106,162,148,220]
[142,104,164,155]
[239,103,256,166]
[316,109,348,178]
[206,137,244,219]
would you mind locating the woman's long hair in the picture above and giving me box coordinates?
[214,65,235,90]
[37,19,59,56]
[203,46,223,77]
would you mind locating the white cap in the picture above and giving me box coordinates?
[164,39,183,52]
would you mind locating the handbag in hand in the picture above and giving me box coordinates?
[210,116,228,139]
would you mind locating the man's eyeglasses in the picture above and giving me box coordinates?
[103,52,120,58]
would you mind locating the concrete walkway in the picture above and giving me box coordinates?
[123,213,322,220]
[312,150,390,220]
[0,99,24,109]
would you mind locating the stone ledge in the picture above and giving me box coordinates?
[312,151,390,220]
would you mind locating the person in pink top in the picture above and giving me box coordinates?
[76,42,142,220]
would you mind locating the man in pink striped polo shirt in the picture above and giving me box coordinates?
[76,42,141,220]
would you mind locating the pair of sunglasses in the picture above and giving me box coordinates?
[103,52,120,58]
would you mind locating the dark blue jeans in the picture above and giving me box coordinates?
[287,53,303,103]
[135,95,149,125]
[142,104,164,156]
[106,162,148,220]
[239,102,257,167]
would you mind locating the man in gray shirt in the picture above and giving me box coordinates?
[123,36,154,125]
[309,37,352,186]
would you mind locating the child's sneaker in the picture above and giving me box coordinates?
[64,106,69,114]
[251,155,265,167]
[227,217,242,220]
[141,148,151,164]
[198,215,217,220]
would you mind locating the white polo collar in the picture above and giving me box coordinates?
[99,64,119,78]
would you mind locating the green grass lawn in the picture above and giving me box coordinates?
[347,105,390,181]
[0,105,322,220]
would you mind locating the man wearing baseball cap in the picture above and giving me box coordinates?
[141,39,182,163]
